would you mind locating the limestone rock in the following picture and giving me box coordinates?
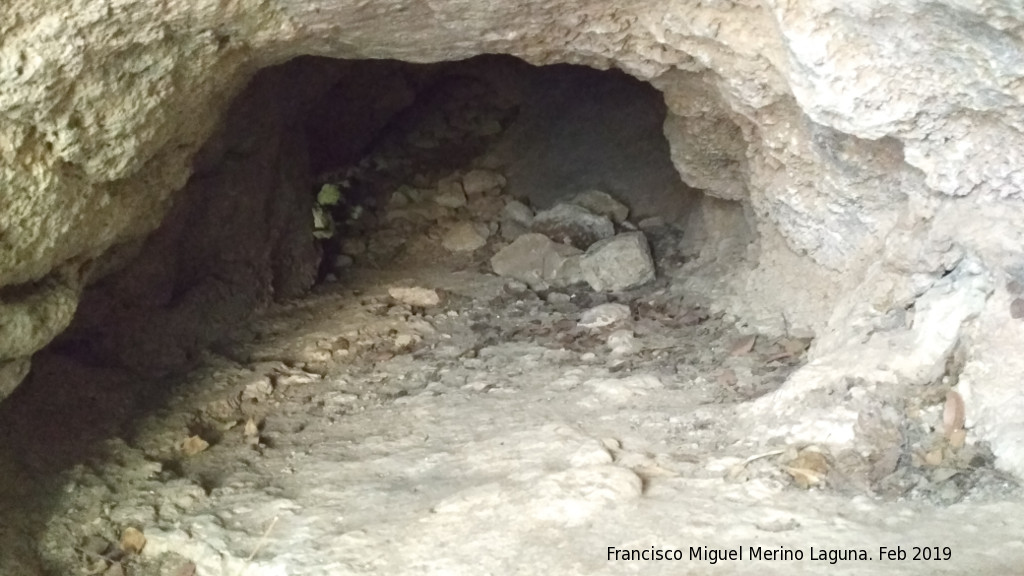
[2,0,1024,483]
[579,303,631,328]
[467,195,506,221]
[580,232,655,292]
[442,222,490,252]
[531,203,614,249]
[502,201,534,226]
[607,329,639,356]
[388,286,442,308]
[433,178,467,208]
[462,169,506,196]
[490,233,582,290]
[0,359,30,402]
[569,190,629,224]
[500,200,535,241]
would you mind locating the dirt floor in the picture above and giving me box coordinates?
[2,62,1024,576]
[2,247,1022,575]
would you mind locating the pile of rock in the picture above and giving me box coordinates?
[325,164,658,293]
[490,190,656,292]
[308,77,658,294]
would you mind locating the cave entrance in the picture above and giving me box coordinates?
[0,55,818,575]
[28,54,703,381]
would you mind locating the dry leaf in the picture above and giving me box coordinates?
[729,334,757,356]
[717,369,738,388]
[943,390,966,437]
[869,447,902,483]
[120,527,146,555]
[924,448,944,466]
[784,449,829,489]
[180,435,210,456]
[785,466,826,489]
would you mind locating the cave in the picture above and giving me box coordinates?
[2,2,1024,574]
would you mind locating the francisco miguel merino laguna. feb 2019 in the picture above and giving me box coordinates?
[607,545,953,565]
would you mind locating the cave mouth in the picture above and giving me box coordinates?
[1,53,1021,576]
[0,55,707,484]
[31,53,705,386]
[0,53,732,572]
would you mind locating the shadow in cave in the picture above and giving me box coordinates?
[0,53,700,572]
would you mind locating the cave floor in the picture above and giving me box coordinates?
[13,254,1024,576]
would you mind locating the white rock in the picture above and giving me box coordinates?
[241,377,274,402]
[490,233,582,290]
[637,216,666,230]
[433,177,467,208]
[607,329,638,356]
[578,303,631,328]
[388,286,442,307]
[462,169,506,195]
[569,190,629,223]
[441,221,490,252]
[502,200,535,227]
[532,203,614,249]
[0,359,29,402]
[580,232,655,292]
[581,374,664,406]
[500,200,536,241]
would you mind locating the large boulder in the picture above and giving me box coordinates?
[580,232,655,292]
[531,203,614,249]
[490,233,582,290]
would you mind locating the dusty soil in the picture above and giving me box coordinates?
[2,248,1021,575]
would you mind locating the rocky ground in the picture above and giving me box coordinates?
[1,72,1023,576]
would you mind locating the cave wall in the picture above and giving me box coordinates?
[2,1,1024,474]
[56,58,343,374]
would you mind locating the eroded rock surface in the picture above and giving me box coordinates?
[1,0,1024,507]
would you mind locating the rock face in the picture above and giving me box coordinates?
[2,0,1024,478]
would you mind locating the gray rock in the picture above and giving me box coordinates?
[467,195,505,221]
[607,329,639,356]
[388,286,442,307]
[0,358,30,402]
[333,254,355,269]
[490,233,582,290]
[502,200,534,226]
[637,216,666,230]
[580,232,656,292]
[462,169,507,195]
[433,177,467,208]
[579,303,631,328]
[500,200,535,241]
[442,222,490,252]
[531,203,614,249]
[569,190,630,224]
